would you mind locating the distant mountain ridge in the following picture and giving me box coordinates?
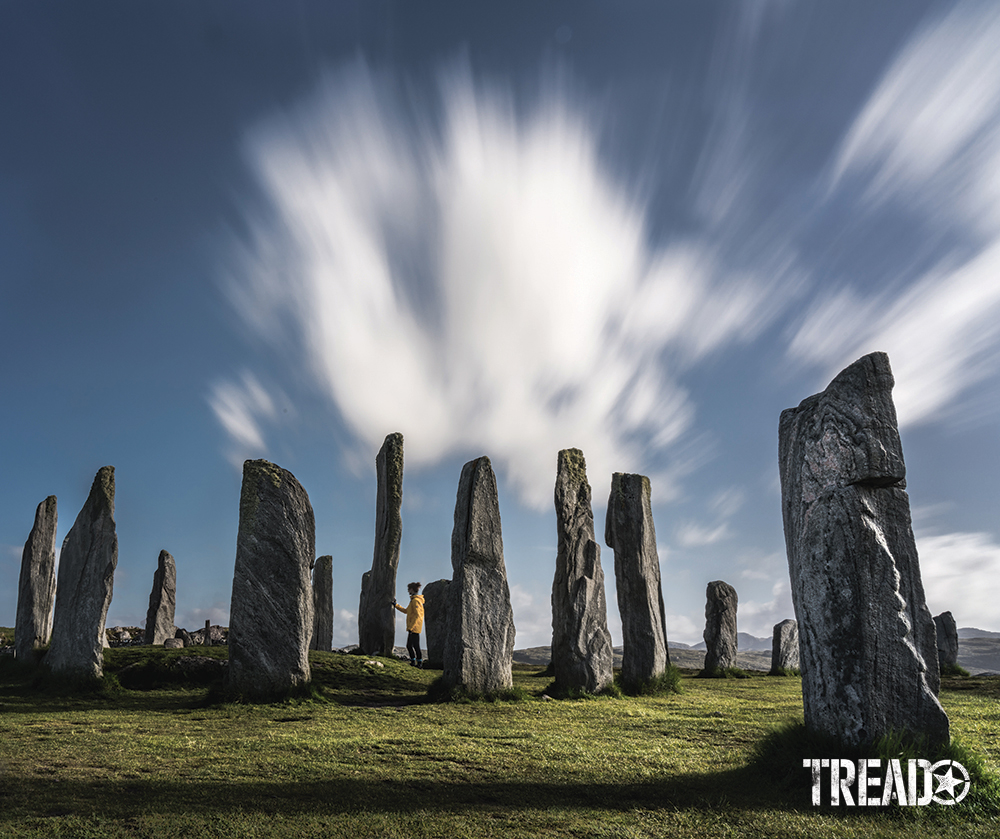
[686,632,772,652]
[958,627,1000,639]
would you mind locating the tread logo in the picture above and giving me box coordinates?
[803,758,970,806]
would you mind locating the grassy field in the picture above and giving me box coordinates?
[1,646,998,838]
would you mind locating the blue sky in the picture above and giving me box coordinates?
[3,1,1000,649]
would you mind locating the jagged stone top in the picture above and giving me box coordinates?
[452,456,503,569]
[86,466,115,520]
[239,459,289,522]
[779,352,905,504]
[604,472,652,551]
[379,432,404,502]
[557,448,588,487]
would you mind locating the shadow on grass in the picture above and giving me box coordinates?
[0,767,778,823]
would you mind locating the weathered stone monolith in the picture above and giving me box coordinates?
[442,457,515,694]
[46,467,118,679]
[770,619,799,675]
[551,449,613,694]
[779,351,948,747]
[144,550,176,645]
[702,580,738,674]
[311,555,334,652]
[605,472,669,688]
[422,578,451,669]
[15,496,58,664]
[228,459,314,700]
[934,611,959,671]
[358,433,403,655]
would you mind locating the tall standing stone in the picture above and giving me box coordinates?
[46,467,117,679]
[605,472,669,688]
[228,459,315,700]
[311,555,334,652]
[15,496,58,664]
[442,456,515,694]
[702,580,738,674]
[422,578,451,669]
[779,352,948,748]
[144,550,176,645]
[358,433,404,655]
[551,449,614,694]
[934,611,959,671]
[770,618,799,675]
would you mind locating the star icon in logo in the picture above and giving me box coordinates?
[930,759,971,805]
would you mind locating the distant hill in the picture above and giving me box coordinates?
[958,627,1000,639]
[688,632,772,652]
[512,635,1000,676]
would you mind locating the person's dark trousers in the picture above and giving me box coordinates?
[406,632,422,667]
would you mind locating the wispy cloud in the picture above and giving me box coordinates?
[675,522,730,548]
[207,371,286,468]
[917,529,1000,632]
[222,59,791,508]
[738,579,794,639]
[508,582,552,649]
[794,1,1000,427]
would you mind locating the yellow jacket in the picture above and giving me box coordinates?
[394,594,424,633]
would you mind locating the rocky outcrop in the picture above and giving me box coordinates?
[934,611,959,670]
[702,581,738,674]
[144,550,176,645]
[770,618,799,674]
[551,449,613,694]
[228,459,315,700]
[46,467,118,679]
[605,472,668,688]
[779,352,948,748]
[15,496,58,664]
[442,457,515,694]
[311,555,334,652]
[358,433,404,655]
[422,578,451,669]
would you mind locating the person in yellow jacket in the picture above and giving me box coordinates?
[393,582,425,667]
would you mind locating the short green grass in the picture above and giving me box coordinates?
[0,650,997,838]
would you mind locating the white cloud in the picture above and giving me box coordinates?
[675,522,730,548]
[792,2,1000,427]
[738,578,794,639]
[829,2,1000,235]
[917,529,1000,632]
[508,582,552,649]
[665,611,699,646]
[333,608,357,649]
[175,603,230,632]
[207,371,286,468]
[224,59,791,509]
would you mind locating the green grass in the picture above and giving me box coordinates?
[0,650,998,838]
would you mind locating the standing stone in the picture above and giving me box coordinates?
[442,457,515,694]
[144,550,176,645]
[15,496,58,664]
[779,352,948,748]
[934,611,959,671]
[46,467,118,679]
[358,433,404,655]
[228,459,315,700]
[770,619,799,675]
[551,449,614,694]
[422,578,451,669]
[311,555,334,652]
[605,472,669,688]
[702,581,738,674]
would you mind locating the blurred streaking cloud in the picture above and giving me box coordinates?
[794,0,1000,427]
[221,60,784,507]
